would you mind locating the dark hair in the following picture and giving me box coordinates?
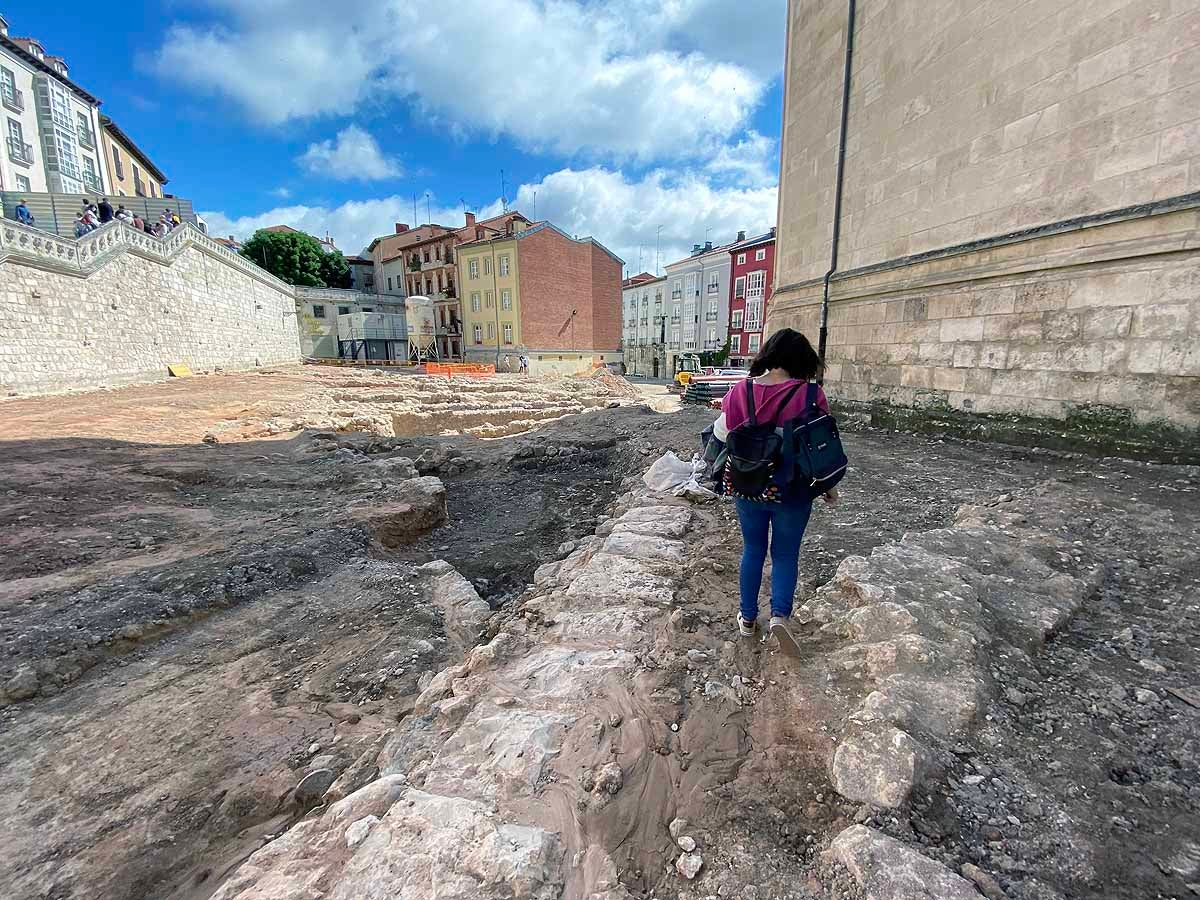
[747,328,823,380]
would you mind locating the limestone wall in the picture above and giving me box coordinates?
[770,206,1200,435]
[0,221,300,396]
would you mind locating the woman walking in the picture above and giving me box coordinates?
[711,328,838,653]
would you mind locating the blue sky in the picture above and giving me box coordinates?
[4,0,786,269]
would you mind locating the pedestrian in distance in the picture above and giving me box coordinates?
[518,354,529,375]
[97,197,114,224]
[73,213,89,238]
[132,213,144,231]
[115,204,132,224]
[710,328,839,655]
[13,198,33,227]
[503,353,512,372]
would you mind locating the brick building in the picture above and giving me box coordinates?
[727,229,775,368]
[770,0,1199,442]
[458,221,623,375]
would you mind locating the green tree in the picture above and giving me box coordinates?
[240,229,326,287]
[319,250,352,289]
[699,337,732,367]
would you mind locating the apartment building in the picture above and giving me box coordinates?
[662,239,735,374]
[727,229,775,368]
[366,211,530,360]
[621,272,667,377]
[458,221,622,375]
[0,17,107,197]
[99,115,166,199]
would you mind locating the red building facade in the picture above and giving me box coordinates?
[727,229,776,368]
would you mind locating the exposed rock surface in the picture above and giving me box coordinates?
[353,476,448,548]
[831,824,982,899]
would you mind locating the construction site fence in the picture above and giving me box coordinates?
[303,357,417,368]
[426,363,496,379]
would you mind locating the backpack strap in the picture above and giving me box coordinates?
[744,378,757,427]
[806,380,820,413]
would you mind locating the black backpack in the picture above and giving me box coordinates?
[718,380,848,502]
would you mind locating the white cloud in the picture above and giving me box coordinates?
[297,125,401,181]
[158,0,783,163]
[201,166,777,272]
[270,186,292,199]
[705,131,779,189]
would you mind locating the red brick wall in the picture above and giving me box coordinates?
[728,237,776,362]
[517,227,621,351]
[589,242,623,352]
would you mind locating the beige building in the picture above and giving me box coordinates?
[771,0,1199,451]
[100,116,166,199]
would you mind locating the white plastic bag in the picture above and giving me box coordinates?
[643,451,717,500]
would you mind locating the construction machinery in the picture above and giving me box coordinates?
[673,353,703,390]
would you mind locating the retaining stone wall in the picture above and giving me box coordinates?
[0,221,300,396]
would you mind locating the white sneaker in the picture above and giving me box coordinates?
[737,614,757,637]
[769,616,802,657]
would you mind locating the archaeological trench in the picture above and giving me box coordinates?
[0,367,1197,900]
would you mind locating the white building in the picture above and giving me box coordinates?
[0,17,107,197]
[621,272,666,377]
[662,239,735,374]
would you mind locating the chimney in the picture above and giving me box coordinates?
[464,212,476,227]
[736,230,746,242]
[704,241,713,251]
[692,244,701,253]
[395,223,409,234]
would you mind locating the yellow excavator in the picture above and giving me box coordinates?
[673,353,703,390]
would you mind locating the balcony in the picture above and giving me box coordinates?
[1,85,23,113]
[639,317,648,325]
[6,137,33,166]
[707,283,720,294]
[78,128,95,150]
[668,341,681,350]
[82,170,102,192]
[704,340,722,349]
[670,315,681,324]
[705,311,719,321]
[744,322,762,333]
[671,290,682,299]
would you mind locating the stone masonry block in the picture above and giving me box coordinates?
[978,342,1010,369]
[1131,303,1191,339]
[916,341,956,366]
[1065,271,1151,309]
[932,367,968,392]
[1008,343,1058,370]
[1056,342,1105,373]
[1042,310,1082,341]
[1127,340,1164,374]
[1081,306,1134,340]
[952,344,979,368]
[971,287,1017,316]
[1014,279,1070,313]
[939,317,985,343]
[1161,341,1200,377]
[900,366,935,389]
[984,312,1044,342]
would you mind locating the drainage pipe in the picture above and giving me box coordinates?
[819,0,857,363]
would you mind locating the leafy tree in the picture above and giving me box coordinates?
[240,229,326,287]
[699,337,732,367]
[319,250,352,289]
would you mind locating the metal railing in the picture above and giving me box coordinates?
[670,315,681,324]
[7,137,33,166]
[671,290,682,299]
[639,317,648,325]
[2,84,23,113]
[704,340,722,349]
[705,311,719,321]
[707,283,720,294]
[668,341,680,349]
[82,171,102,193]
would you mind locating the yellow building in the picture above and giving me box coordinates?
[99,115,167,200]
[458,234,521,368]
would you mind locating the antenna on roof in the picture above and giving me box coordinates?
[500,169,508,213]
[533,190,537,221]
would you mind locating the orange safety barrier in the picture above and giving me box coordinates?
[426,363,496,378]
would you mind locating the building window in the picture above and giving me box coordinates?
[483,256,491,275]
[503,323,513,344]
[499,254,509,276]
[686,273,696,295]
[362,307,374,312]
[501,289,511,310]
[387,276,393,291]
[132,163,145,196]
[15,174,29,192]
[485,290,494,308]
[755,248,767,261]
[486,322,495,340]
[423,248,430,263]
[473,323,483,344]
[337,305,350,315]
[110,143,124,178]
[672,279,682,299]
[471,292,481,312]
[745,299,763,331]
[469,259,479,278]
[734,276,745,298]
[311,304,326,319]
[707,271,719,293]
[748,333,761,352]
[76,111,94,148]
[731,334,741,354]
[737,253,746,264]
[747,270,766,299]
[731,309,743,329]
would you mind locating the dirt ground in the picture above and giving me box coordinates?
[0,367,1197,900]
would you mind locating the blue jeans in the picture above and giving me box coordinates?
[736,497,813,622]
